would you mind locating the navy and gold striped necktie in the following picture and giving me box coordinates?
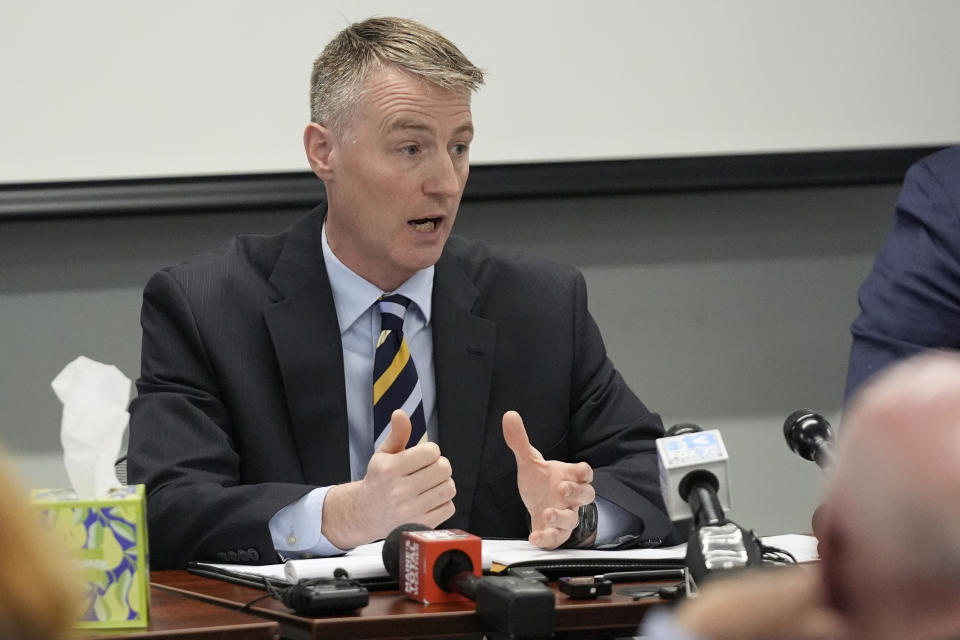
[373,294,427,449]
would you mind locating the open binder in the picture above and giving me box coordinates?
[188,555,685,592]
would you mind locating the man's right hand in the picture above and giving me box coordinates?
[321,410,456,550]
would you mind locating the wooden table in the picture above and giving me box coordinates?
[151,570,664,639]
[75,585,279,639]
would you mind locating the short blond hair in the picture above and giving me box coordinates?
[310,17,484,131]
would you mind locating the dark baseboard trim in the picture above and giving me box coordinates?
[0,145,952,221]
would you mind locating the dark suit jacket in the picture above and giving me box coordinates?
[845,146,960,399]
[129,205,676,569]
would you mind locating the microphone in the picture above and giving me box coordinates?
[658,424,732,522]
[382,524,555,638]
[382,524,482,604]
[783,409,835,469]
[657,424,762,584]
[783,409,835,536]
[666,423,703,437]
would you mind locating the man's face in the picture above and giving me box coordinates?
[320,67,473,291]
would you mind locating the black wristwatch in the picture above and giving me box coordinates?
[561,502,598,548]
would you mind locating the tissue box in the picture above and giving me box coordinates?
[31,484,150,629]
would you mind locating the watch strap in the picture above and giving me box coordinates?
[561,502,598,549]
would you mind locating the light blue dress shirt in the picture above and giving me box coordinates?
[269,222,633,558]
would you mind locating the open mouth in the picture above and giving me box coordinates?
[408,217,441,232]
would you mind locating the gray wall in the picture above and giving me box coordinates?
[0,182,898,536]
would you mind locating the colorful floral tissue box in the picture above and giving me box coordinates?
[31,484,149,629]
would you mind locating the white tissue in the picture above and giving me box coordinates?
[51,356,131,497]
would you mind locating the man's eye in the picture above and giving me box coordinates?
[452,144,469,156]
[401,145,420,156]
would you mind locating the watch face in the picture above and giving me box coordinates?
[580,502,598,529]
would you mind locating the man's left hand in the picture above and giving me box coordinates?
[502,410,596,548]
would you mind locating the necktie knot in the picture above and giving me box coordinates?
[378,294,411,333]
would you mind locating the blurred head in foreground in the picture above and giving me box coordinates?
[819,350,960,640]
[0,450,79,640]
[667,351,960,640]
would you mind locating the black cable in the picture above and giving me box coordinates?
[238,577,284,612]
[760,544,798,566]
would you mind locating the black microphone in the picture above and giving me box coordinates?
[657,424,762,585]
[666,423,703,437]
[668,424,728,527]
[783,409,835,469]
[382,524,555,639]
[679,469,725,527]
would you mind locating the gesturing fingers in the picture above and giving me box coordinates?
[502,410,544,465]
[555,479,596,509]
[421,497,457,529]
[567,461,593,484]
[406,455,454,496]
[357,440,457,542]
[541,506,580,532]
[395,464,457,527]
[378,409,413,453]
[369,440,441,478]
[529,506,579,549]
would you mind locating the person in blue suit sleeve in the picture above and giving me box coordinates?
[845,145,960,398]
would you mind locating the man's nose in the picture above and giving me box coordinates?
[424,154,464,197]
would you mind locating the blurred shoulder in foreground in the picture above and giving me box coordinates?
[0,449,80,640]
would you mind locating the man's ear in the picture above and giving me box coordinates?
[304,122,336,180]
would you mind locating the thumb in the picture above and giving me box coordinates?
[379,410,412,453]
[502,410,541,464]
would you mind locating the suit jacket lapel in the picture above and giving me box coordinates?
[263,206,351,486]
[432,250,496,529]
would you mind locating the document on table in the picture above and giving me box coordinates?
[191,533,818,584]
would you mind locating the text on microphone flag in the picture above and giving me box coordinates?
[660,430,727,466]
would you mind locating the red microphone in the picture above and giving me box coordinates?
[391,527,482,604]
[382,524,555,638]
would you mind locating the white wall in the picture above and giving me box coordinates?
[3,0,960,182]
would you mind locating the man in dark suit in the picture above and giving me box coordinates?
[845,145,960,399]
[129,17,676,570]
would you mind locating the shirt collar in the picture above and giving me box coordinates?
[321,222,434,335]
